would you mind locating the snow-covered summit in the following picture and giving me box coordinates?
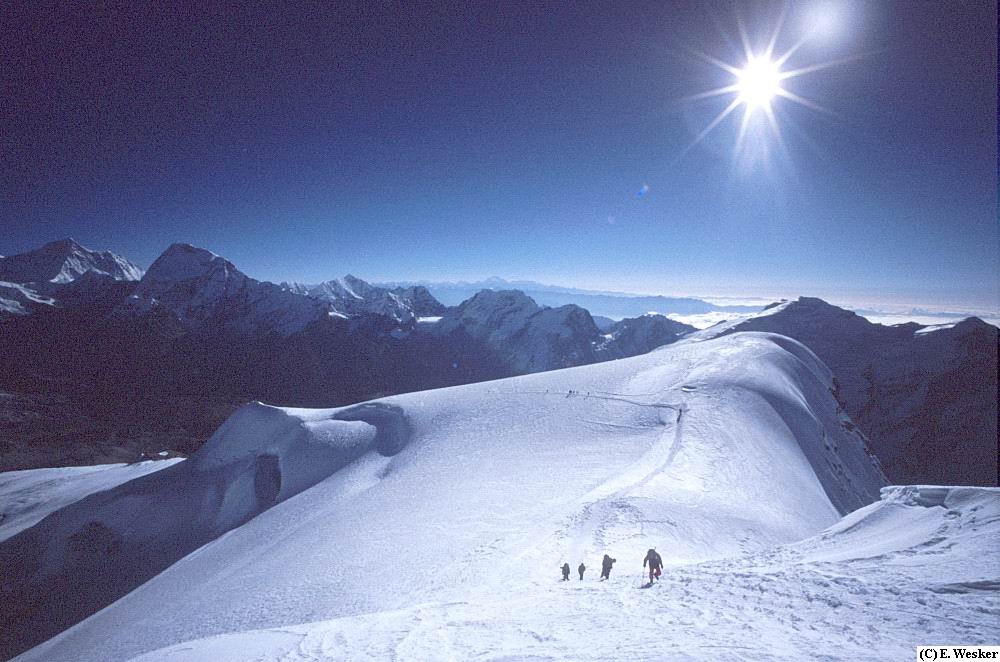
[0,238,143,286]
[286,275,445,322]
[121,243,331,336]
[433,289,603,371]
[0,239,143,317]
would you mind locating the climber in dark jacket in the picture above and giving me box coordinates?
[643,548,664,583]
[600,554,616,580]
[561,563,571,581]
[578,562,586,580]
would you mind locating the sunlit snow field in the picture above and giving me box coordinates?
[6,333,998,662]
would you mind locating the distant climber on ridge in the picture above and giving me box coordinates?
[561,563,571,581]
[578,562,586,580]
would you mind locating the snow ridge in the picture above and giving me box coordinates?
[7,331,890,662]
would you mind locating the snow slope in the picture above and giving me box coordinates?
[128,485,1000,662]
[8,331,888,662]
[0,461,180,542]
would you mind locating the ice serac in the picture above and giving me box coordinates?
[0,401,413,659]
[121,243,331,336]
[12,332,887,662]
[706,296,999,486]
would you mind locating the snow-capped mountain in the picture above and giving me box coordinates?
[0,238,143,286]
[121,243,333,336]
[0,242,701,475]
[1,331,891,660]
[0,239,142,316]
[383,276,763,318]
[284,276,445,322]
[431,290,604,372]
[1,240,994,491]
[428,291,699,373]
[699,297,999,486]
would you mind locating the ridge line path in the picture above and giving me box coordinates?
[494,389,689,571]
[564,396,688,568]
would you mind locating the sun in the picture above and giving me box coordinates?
[736,56,782,112]
[677,7,856,164]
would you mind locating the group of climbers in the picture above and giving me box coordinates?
[560,548,662,584]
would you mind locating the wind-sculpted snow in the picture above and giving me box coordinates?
[332,402,412,456]
[10,332,892,662]
[0,401,415,659]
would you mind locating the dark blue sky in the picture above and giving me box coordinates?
[2,1,996,307]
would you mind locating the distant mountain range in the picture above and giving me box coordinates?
[0,239,996,486]
[379,277,763,318]
[0,240,694,472]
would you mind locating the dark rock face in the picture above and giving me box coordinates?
[390,285,448,317]
[722,298,999,486]
[604,315,695,357]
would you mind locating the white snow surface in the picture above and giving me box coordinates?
[0,461,180,542]
[127,485,1000,662]
[11,332,905,662]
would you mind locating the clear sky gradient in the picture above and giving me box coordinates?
[2,1,997,308]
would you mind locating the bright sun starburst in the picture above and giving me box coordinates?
[736,56,782,111]
[678,5,856,166]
